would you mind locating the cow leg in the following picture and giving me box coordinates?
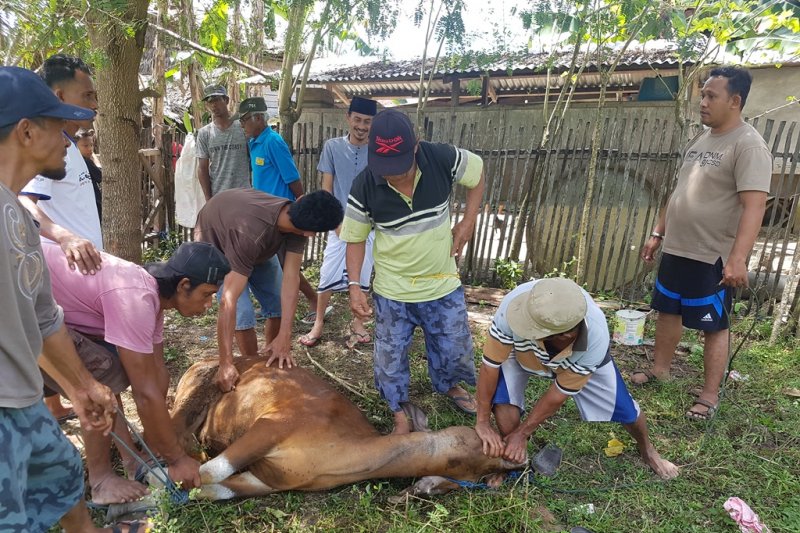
[197,472,277,501]
[199,419,282,484]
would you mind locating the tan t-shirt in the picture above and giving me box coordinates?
[194,188,306,276]
[663,122,772,264]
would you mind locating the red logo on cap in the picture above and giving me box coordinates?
[375,135,404,154]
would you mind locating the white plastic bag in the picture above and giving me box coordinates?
[174,133,205,228]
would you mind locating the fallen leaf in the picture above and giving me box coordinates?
[782,387,800,398]
[604,438,625,457]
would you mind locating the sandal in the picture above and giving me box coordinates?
[686,398,718,421]
[299,333,321,347]
[345,321,371,349]
[631,368,667,386]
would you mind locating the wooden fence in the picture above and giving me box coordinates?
[141,101,800,332]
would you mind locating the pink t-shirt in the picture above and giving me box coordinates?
[42,243,164,353]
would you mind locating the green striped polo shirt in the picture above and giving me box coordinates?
[340,141,483,302]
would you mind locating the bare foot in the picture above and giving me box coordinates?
[91,474,150,505]
[630,369,670,385]
[641,449,680,480]
[99,519,155,532]
[391,411,412,435]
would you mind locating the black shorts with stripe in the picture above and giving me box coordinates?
[651,252,732,331]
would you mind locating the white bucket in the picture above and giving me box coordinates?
[613,309,646,345]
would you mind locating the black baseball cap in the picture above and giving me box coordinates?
[0,66,96,128]
[232,97,268,120]
[367,109,417,177]
[148,242,230,285]
[202,84,228,101]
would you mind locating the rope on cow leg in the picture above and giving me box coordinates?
[303,348,372,400]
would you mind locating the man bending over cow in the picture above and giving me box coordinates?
[194,189,343,392]
[475,278,679,481]
[42,241,230,504]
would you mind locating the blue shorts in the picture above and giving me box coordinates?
[0,401,84,532]
[652,253,731,331]
[493,356,640,424]
[372,286,476,412]
[218,255,282,330]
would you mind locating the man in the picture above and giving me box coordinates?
[19,54,102,422]
[195,84,259,357]
[42,241,229,504]
[300,96,377,348]
[0,65,138,533]
[341,109,484,434]
[20,54,102,273]
[195,188,343,392]
[75,128,102,220]
[634,66,772,421]
[235,97,321,326]
[474,278,679,481]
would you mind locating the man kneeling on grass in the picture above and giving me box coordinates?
[474,278,679,481]
[41,241,230,504]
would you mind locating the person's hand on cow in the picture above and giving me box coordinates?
[348,285,373,320]
[168,454,201,490]
[215,362,240,393]
[263,336,295,369]
[502,429,529,464]
[475,420,505,458]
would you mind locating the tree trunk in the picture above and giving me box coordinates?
[86,1,149,262]
[277,0,312,147]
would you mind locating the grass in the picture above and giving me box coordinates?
[98,279,800,532]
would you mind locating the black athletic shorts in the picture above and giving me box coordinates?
[651,253,732,331]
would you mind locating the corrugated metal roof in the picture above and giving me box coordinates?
[308,47,686,83]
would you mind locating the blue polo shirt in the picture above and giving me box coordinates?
[249,127,300,200]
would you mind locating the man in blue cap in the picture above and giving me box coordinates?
[340,109,485,434]
[0,65,142,533]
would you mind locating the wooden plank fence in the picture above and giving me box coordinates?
[141,101,800,334]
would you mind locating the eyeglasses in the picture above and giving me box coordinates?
[238,113,252,124]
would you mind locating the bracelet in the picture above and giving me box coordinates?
[650,231,664,239]
[348,281,361,287]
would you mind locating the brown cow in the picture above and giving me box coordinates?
[171,357,524,500]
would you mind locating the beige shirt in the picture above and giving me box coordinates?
[663,122,772,264]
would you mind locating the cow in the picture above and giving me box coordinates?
[170,357,525,500]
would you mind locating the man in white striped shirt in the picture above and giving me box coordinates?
[474,278,679,480]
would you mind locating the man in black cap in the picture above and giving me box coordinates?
[196,83,256,357]
[0,65,137,532]
[42,240,230,503]
[196,83,251,202]
[340,109,486,434]
[300,96,378,348]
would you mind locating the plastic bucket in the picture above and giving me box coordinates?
[613,309,646,345]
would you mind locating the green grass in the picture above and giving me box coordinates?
[145,301,800,532]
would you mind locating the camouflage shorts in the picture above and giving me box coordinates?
[373,286,476,412]
[0,401,84,532]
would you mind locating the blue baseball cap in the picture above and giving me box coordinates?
[0,66,96,129]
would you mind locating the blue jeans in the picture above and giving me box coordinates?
[372,286,476,412]
[218,255,283,330]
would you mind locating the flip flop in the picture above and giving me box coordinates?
[686,398,718,421]
[531,443,563,477]
[299,334,321,347]
[109,520,148,533]
[447,394,477,416]
[300,305,334,325]
[56,410,77,424]
[345,321,372,349]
